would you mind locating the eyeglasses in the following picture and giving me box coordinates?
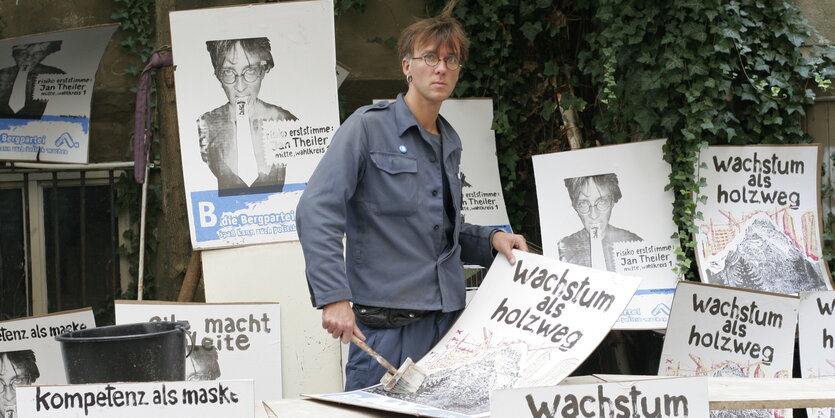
[574,197,613,214]
[217,64,266,84]
[0,376,31,397]
[413,54,462,70]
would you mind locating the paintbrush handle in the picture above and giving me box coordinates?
[351,335,397,373]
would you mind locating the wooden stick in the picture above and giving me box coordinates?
[177,251,202,302]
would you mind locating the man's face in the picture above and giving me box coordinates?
[12,42,55,71]
[573,179,614,239]
[0,354,30,415]
[401,40,461,105]
[218,42,264,110]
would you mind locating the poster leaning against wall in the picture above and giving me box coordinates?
[170,0,338,249]
[532,139,681,329]
[695,144,832,293]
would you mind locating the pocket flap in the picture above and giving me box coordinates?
[369,151,417,175]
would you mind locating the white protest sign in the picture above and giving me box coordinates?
[491,377,709,418]
[799,290,835,418]
[533,139,681,329]
[439,98,512,232]
[695,144,832,293]
[16,380,253,417]
[659,281,798,417]
[0,308,96,418]
[171,0,339,248]
[307,251,641,417]
[0,25,116,163]
[114,301,280,401]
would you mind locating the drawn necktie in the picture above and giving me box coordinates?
[589,227,606,270]
[8,68,28,113]
[235,99,258,186]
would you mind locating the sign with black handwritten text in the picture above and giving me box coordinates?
[659,281,797,417]
[799,290,835,418]
[0,309,96,418]
[16,380,254,417]
[695,144,832,294]
[491,377,709,418]
[533,139,681,330]
[115,301,280,401]
[306,251,641,417]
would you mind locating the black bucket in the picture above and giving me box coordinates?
[55,321,190,384]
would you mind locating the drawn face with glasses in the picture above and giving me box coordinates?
[187,346,220,382]
[0,351,37,417]
[571,177,616,239]
[216,41,268,110]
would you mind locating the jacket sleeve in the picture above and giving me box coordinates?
[296,113,367,308]
[458,222,498,268]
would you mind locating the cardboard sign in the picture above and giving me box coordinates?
[0,308,96,418]
[307,251,641,417]
[659,281,798,417]
[491,377,709,418]
[16,380,254,417]
[532,139,681,329]
[0,25,116,163]
[171,0,339,248]
[695,144,832,293]
[799,291,835,418]
[114,301,280,401]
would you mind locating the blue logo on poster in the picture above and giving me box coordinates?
[55,132,80,148]
[652,303,671,316]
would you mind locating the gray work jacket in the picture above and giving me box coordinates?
[296,94,496,312]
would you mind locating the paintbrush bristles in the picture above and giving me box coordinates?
[380,357,428,394]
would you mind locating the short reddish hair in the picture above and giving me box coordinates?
[397,12,469,64]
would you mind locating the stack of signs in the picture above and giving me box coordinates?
[17,380,254,417]
[799,291,835,418]
[532,139,681,329]
[694,144,832,293]
[307,251,641,417]
[171,0,339,248]
[659,281,798,417]
[439,98,512,233]
[0,25,116,163]
[1,308,96,418]
[114,301,280,401]
[492,377,709,418]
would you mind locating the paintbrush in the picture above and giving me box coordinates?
[351,335,427,393]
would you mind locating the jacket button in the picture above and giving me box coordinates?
[432,190,438,197]
[429,155,437,162]
[433,225,439,230]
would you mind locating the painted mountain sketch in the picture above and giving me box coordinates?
[705,213,826,294]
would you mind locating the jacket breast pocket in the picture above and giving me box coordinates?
[368,151,418,216]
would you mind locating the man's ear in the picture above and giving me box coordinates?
[401,57,411,78]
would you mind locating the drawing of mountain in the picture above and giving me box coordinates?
[705,214,827,294]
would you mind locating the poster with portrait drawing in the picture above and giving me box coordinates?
[306,251,641,417]
[799,291,835,418]
[0,308,96,418]
[439,98,511,232]
[0,25,116,163]
[532,139,681,329]
[695,144,832,293]
[170,0,338,249]
[114,301,280,401]
[659,281,798,418]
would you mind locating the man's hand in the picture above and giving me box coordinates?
[492,231,528,264]
[322,300,366,344]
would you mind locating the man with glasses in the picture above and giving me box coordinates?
[297,9,527,391]
[0,350,39,418]
[558,173,642,271]
[198,37,297,196]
